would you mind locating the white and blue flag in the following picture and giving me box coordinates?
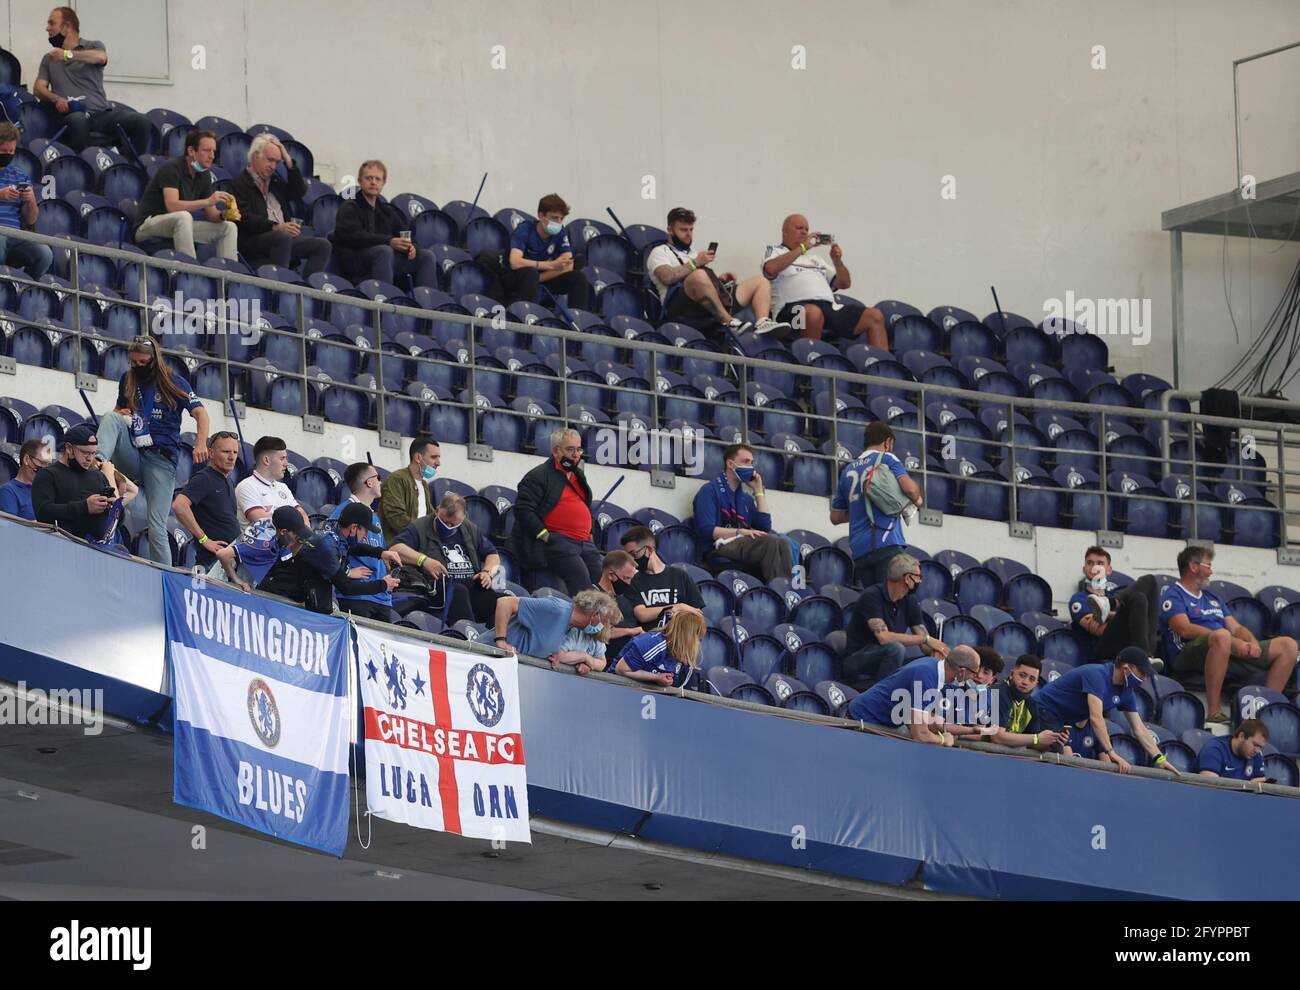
[164,573,351,857]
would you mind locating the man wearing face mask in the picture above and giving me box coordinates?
[0,122,52,279]
[691,443,792,583]
[594,549,652,660]
[379,436,440,543]
[389,493,505,625]
[494,589,619,675]
[847,644,981,745]
[832,422,923,589]
[33,7,152,156]
[32,422,114,543]
[479,193,589,309]
[618,526,705,631]
[1068,545,1161,664]
[513,428,604,596]
[1033,646,1176,776]
[133,129,237,260]
[842,553,946,690]
[324,463,396,621]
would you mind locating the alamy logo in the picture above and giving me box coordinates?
[50,922,151,970]
[1042,291,1152,345]
[0,681,104,736]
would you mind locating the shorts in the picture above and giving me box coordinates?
[1173,633,1273,681]
[776,298,865,339]
[664,281,734,323]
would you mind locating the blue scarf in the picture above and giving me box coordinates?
[714,473,748,529]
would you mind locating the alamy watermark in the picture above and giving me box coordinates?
[150,293,264,346]
[0,681,104,735]
[588,420,705,476]
[1042,290,1151,346]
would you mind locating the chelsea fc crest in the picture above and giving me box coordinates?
[467,663,505,728]
[247,678,282,748]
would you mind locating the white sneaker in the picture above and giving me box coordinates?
[725,318,753,334]
[754,317,791,336]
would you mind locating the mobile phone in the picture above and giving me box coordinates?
[16,183,29,192]
[707,241,718,253]
[98,487,117,498]
[819,233,835,245]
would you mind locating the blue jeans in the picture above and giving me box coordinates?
[96,410,179,566]
[0,234,53,279]
[841,641,906,691]
[853,544,905,590]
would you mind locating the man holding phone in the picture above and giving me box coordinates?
[647,206,789,338]
[761,214,887,346]
[31,423,118,543]
[479,193,589,309]
[0,123,52,279]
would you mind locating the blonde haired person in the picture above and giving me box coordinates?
[613,611,706,687]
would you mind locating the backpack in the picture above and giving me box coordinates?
[859,450,911,527]
[0,85,21,131]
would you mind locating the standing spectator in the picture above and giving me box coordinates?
[325,463,395,622]
[95,336,210,566]
[479,194,589,309]
[258,505,400,616]
[1159,545,1298,725]
[691,443,792,582]
[831,422,923,588]
[33,7,152,155]
[389,492,506,625]
[330,159,438,288]
[846,644,982,744]
[31,423,114,541]
[1033,647,1177,775]
[613,611,707,688]
[842,553,947,689]
[171,431,241,572]
[133,129,237,260]
[229,134,331,276]
[985,655,1068,751]
[1197,719,1269,780]
[379,435,440,543]
[0,123,52,278]
[1068,546,1161,663]
[645,207,789,337]
[513,428,604,596]
[760,214,887,345]
[234,436,304,529]
[619,525,705,628]
[0,439,54,520]
[493,590,620,674]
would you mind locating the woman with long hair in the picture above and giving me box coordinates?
[613,611,706,687]
[95,335,211,565]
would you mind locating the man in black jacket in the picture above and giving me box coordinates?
[229,134,331,275]
[31,423,115,542]
[513,428,604,596]
[389,493,506,624]
[330,159,438,288]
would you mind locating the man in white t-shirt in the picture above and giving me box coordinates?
[234,435,308,530]
[646,207,790,339]
[761,214,886,346]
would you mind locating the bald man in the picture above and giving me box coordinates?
[846,643,983,744]
[761,215,887,346]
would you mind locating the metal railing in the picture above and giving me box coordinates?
[4,227,1300,547]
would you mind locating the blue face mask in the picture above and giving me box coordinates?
[734,465,756,484]
[190,160,208,173]
[545,221,563,236]
[422,466,437,481]
[584,623,604,636]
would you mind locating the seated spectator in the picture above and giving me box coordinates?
[230,134,331,276]
[1197,719,1269,781]
[133,129,238,260]
[593,549,646,659]
[379,435,439,543]
[841,552,946,690]
[172,431,241,574]
[479,194,589,309]
[33,7,152,155]
[513,428,603,596]
[645,206,789,338]
[939,646,1005,736]
[0,123,52,278]
[389,492,506,625]
[325,463,397,622]
[831,422,923,588]
[258,505,400,616]
[493,589,620,675]
[761,214,886,345]
[1069,546,1160,664]
[846,644,982,744]
[94,455,138,505]
[1034,646,1177,775]
[330,159,438,288]
[691,443,792,583]
[0,439,54,520]
[235,435,305,529]
[31,423,114,542]
[97,336,210,566]
[1158,545,1298,726]
[619,526,705,629]
[985,655,1068,751]
[974,646,1003,686]
[613,611,707,688]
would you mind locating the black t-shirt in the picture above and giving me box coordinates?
[845,583,923,653]
[137,156,214,229]
[182,465,239,566]
[625,566,704,628]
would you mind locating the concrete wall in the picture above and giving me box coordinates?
[3,1,1300,392]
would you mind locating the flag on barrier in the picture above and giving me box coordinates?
[355,624,531,843]
[164,573,352,857]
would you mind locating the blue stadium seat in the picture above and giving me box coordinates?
[705,667,774,705]
[991,622,1037,659]
[1040,628,1088,667]
[1258,703,1300,758]
[1263,754,1299,786]
[789,596,842,641]
[740,635,787,682]
[1227,596,1270,640]
[917,560,953,602]
[815,680,859,718]
[954,565,1003,613]
[806,545,853,590]
[940,615,985,649]
[891,314,942,353]
[739,585,787,630]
